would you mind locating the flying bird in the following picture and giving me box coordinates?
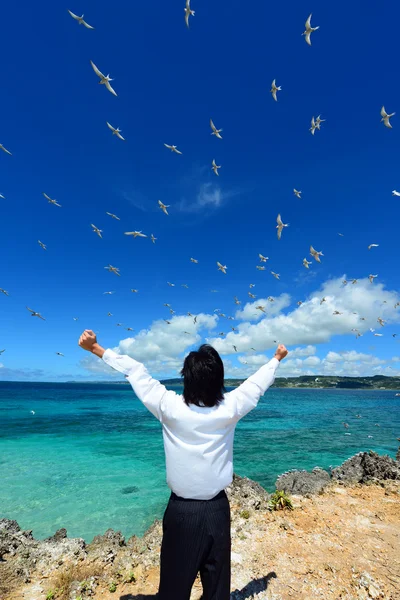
[249,283,255,288]
[368,243,379,250]
[0,288,9,296]
[150,234,157,244]
[333,310,342,315]
[43,193,61,207]
[107,312,113,316]
[212,159,221,176]
[270,79,281,102]
[0,349,5,355]
[310,116,318,135]
[271,271,280,280]
[0,193,5,199]
[91,224,102,238]
[103,291,115,294]
[90,60,117,96]
[104,264,120,276]
[0,143,12,155]
[73,317,79,321]
[164,144,182,154]
[126,327,134,331]
[351,279,358,284]
[377,317,386,327]
[182,284,189,288]
[164,320,171,325]
[303,258,312,269]
[392,190,400,197]
[380,106,395,128]
[106,122,125,140]
[293,189,302,199]
[158,200,170,215]
[276,214,289,240]
[256,305,266,313]
[233,345,238,352]
[338,233,344,236]
[131,289,138,293]
[167,282,175,287]
[67,10,94,29]
[256,265,265,270]
[320,297,326,305]
[184,0,195,28]
[310,245,324,262]
[259,253,269,262]
[26,307,45,320]
[38,240,47,250]
[248,292,256,299]
[106,212,120,220]
[234,297,241,305]
[369,274,378,283]
[217,262,227,274]
[190,258,198,263]
[124,231,147,238]
[315,115,325,130]
[210,119,223,139]
[303,13,319,46]
[56,352,64,356]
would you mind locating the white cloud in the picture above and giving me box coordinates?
[178,182,239,213]
[235,294,291,322]
[81,313,218,378]
[81,277,400,380]
[208,277,400,355]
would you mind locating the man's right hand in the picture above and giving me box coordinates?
[274,344,288,361]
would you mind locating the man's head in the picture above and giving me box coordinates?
[181,344,226,408]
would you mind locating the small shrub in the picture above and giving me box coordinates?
[268,490,294,511]
[240,510,250,519]
[45,591,56,600]
[123,570,136,584]
[109,581,117,593]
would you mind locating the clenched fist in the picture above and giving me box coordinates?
[78,330,102,355]
[274,344,288,361]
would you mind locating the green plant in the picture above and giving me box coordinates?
[109,581,117,593]
[45,591,56,600]
[80,580,89,592]
[123,570,136,583]
[268,490,294,511]
[239,510,250,519]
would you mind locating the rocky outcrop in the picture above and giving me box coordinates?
[275,467,331,496]
[396,445,400,462]
[226,473,271,511]
[331,451,400,484]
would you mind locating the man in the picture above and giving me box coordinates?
[79,329,288,600]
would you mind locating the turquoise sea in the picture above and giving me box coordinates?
[1,382,399,543]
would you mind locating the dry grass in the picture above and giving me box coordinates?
[44,561,105,600]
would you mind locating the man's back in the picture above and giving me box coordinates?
[101,349,280,499]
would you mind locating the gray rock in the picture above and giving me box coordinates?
[331,451,400,484]
[226,473,270,511]
[275,467,331,496]
[396,446,400,463]
[44,528,67,542]
[86,528,126,565]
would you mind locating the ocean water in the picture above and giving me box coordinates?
[0,382,399,543]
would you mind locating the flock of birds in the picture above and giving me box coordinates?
[0,6,399,367]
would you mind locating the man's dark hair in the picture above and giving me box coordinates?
[181,344,226,408]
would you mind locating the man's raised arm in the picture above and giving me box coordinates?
[78,330,176,422]
[226,344,288,421]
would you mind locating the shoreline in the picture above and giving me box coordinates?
[1,449,399,600]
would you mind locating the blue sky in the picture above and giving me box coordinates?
[1,0,400,381]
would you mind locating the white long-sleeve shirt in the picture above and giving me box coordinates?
[102,349,280,499]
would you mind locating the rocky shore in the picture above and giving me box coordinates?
[1,450,399,600]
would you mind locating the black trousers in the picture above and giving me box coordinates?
[157,489,231,600]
